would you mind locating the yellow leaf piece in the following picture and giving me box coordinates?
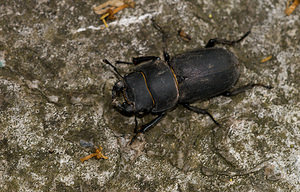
[93,0,135,27]
[285,0,300,16]
[80,145,108,163]
[260,55,272,63]
[101,13,110,28]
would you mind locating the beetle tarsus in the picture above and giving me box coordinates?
[152,18,164,33]
[205,31,251,48]
[151,18,168,42]
[183,104,220,126]
[151,18,169,55]
[222,83,273,97]
[129,132,141,145]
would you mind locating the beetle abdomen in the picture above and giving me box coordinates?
[170,48,239,103]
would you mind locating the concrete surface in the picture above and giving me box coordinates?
[0,0,299,191]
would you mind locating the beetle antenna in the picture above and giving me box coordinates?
[103,59,124,80]
[235,30,251,44]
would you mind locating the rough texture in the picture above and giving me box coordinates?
[0,0,299,191]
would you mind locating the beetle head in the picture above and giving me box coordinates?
[104,59,153,116]
[103,59,136,116]
[111,80,136,116]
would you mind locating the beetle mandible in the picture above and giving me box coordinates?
[104,22,272,143]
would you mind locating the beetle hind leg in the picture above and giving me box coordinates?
[183,104,220,126]
[222,83,273,97]
[205,31,251,48]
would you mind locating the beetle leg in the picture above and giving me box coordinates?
[163,51,170,63]
[183,104,220,126]
[114,102,134,117]
[149,19,170,63]
[133,115,138,133]
[151,18,170,58]
[205,31,251,48]
[139,112,166,133]
[116,56,160,65]
[152,18,168,44]
[132,56,160,65]
[115,60,133,64]
[222,83,273,97]
[130,113,166,144]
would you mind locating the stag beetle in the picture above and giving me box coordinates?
[104,23,272,143]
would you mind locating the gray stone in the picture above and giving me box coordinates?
[0,0,299,191]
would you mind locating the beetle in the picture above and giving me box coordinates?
[104,24,272,143]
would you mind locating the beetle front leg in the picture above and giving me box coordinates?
[222,83,273,97]
[130,112,166,144]
[116,56,160,65]
[183,104,220,126]
[139,112,166,133]
[113,102,135,117]
[205,31,251,48]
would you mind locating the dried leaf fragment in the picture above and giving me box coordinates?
[80,145,108,163]
[285,0,299,16]
[260,55,272,63]
[93,0,135,27]
[178,29,191,42]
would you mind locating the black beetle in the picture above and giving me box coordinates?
[104,26,272,143]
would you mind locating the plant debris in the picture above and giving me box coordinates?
[285,0,299,15]
[80,145,108,163]
[178,29,191,42]
[260,55,272,63]
[93,0,135,27]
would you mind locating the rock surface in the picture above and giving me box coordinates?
[0,0,299,191]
